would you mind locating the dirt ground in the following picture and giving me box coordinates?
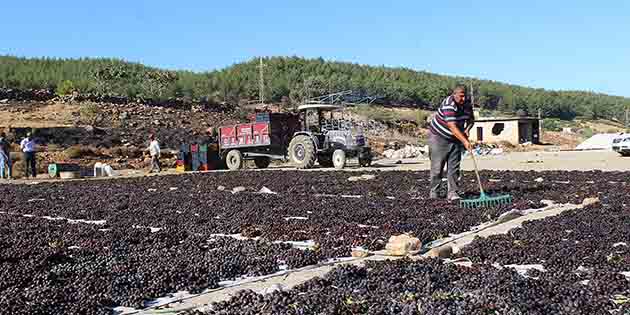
[0,101,77,128]
[381,150,630,172]
[2,150,628,185]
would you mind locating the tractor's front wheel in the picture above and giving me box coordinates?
[225,150,244,171]
[289,135,316,169]
[332,149,346,169]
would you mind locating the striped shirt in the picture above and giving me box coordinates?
[429,95,473,141]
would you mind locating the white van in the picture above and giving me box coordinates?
[612,133,630,156]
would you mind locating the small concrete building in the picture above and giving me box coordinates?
[469,116,541,145]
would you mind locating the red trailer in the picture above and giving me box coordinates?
[217,112,300,170]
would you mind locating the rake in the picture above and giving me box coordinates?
[460,148,512,208]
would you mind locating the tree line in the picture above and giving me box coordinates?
[1,55,629,122]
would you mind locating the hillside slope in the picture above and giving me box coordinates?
[2,55,629,121]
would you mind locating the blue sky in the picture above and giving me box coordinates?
[1,1,629,97]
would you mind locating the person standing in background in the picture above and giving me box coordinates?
[20,133,37,178]
[148,134,161,173]
[0,133,11,179]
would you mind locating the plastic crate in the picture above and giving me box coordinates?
[192,155,201,171]
[256,112,270,122]
[198,152,208,164]
[48,163,81,178]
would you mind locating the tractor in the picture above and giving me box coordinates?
[288,103,372,169]
[216,103,372,170]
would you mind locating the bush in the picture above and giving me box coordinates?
[64,145,98,159]
[582,128,594,138]
[479,109,496,117]
[64,146,84,159]
[415,111,430,128]
[79,102,102,126]
[349,106,392,122]
[45,143,61,152]
[234,108,250,123]
[56,80,75,96]
[543,118,562,132]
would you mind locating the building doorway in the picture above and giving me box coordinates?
[518,122,532,143]
[476,126,483,142]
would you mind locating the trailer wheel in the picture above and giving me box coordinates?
[254,157,271,169]
[289,135,316,169]
[225,150,244,171]
[333,149,346,170]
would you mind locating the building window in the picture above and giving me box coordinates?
[492,123,505,136]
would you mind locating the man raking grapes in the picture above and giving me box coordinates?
[428,85,474,201]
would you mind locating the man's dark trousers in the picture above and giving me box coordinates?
[23,152,36,178]
[429,131,462,199]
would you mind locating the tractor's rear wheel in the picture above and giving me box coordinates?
[332,149,346,169]
[289,135,316,169]
[225,150,244,171]
[254,157,271,169]
[318,154,334,168]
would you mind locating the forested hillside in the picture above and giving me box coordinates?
[1,55,628,121]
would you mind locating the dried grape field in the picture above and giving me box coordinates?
[0,170,629,314]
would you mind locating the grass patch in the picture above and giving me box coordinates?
[581,128,594,138]
[45,143,62,152]
[64,145,101,159]
[64,146,85,159]
[348,106,432,127]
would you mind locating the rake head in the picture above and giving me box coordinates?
[460,192,513,209]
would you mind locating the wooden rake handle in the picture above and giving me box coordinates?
[467,147,485,196]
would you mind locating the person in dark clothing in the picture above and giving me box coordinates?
[20,133,37,178]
